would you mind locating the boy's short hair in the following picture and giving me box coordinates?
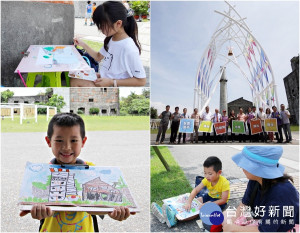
[175,107,179,110]
[203,156,222,172]
[47,113,85,139]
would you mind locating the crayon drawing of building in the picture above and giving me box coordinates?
[82,177,122,202]
[49,168,79,202]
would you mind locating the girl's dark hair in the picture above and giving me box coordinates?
[93,1,141,54]
[47,113,86,139]
[261,174,293,196]
[266,108,271,114]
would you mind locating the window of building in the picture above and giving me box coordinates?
[102,109,107,114]
[70,110,74,113]
[111,109,116,114]
[24,101,29,104]
[89,98,94,102]
[14,101,19,103]
[104,88,107,92]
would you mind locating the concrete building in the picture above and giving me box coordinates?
[8,95,48,105]
[1,1,74,87]
[70,88,119,115]
[219,67,228,113]
[228,97,253,115]
[284,56,299,125]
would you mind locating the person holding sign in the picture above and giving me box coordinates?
[190,108,200,144]
[280,104,292,143]
[178,108,189,144]
[170,107,181,144]
[228,110,237,142]
[200,106,213,143]
[221,110,229,143]
[212,109,222,143]
[246,107,256,142]
[19,113,134,231]
[272,106,283,143]
[257,107,267,143]
[237,107,247,143]
[265,108,274,142]
[155,105,171,145]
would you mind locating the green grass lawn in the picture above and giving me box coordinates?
[1,115,149,133]
[150,129,171,134]
[291,125,299,131]
[151,146,192,206]
[77,39,103,52]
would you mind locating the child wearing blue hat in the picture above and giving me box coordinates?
[223,146,299,232]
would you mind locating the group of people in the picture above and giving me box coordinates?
[155,104,293,144]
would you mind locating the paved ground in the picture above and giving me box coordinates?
[1,130,150,232]
[151,145,299,232]
[74,18,150,87]
[151,131,300,145]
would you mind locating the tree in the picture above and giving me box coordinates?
[120,92,150,116]
[151,107,158,119]
[128,98,150,115]
[142,88,150,99]
[46,94,65,113]
[1,89,14,103]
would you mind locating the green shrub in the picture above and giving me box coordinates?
[77,110,84,115]
[89,108,99,115]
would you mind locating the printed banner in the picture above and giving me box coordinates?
[213,122,227,135]
[199,121,213,133]
[232,120,245,134]
[179,119,194,133]
[250,119,263,135]
[264,118,278,132]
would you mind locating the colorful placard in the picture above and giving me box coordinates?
[179,119,194,133]
[264,118,278,132]
[232,120,245,134]
[250,119,263,135]
[213,122,227,135]
[199,121,213,133]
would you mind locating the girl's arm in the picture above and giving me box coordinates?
[94,77,146,87]
[74,37,104,62]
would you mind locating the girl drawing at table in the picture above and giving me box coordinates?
[72,1,146,87]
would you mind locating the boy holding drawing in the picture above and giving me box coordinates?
[20,113,134,232]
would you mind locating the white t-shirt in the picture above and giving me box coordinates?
[201,111,212,121]
[99,37,146,80]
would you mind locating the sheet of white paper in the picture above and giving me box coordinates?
[36,48,54,65]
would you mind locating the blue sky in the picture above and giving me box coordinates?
[151,1,299,114]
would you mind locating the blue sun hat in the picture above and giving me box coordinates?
[232,146,285,179]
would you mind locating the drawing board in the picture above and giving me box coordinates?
[15,45,92,73]
[163,193,202,220]
[19,162,139,212]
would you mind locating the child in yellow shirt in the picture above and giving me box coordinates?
[184,156,230,211]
